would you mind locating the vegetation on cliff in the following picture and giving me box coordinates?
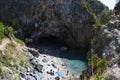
[81,0,113,27]
[83,2,113,79]
[88,54,107,80]
[0,22,30,79]
[0,22,14,42]
[95,9,113,25]
[87,0,108,15]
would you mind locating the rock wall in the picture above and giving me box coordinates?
[0,0,106,48]
[91,15,120,80]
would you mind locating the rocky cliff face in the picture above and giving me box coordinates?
[0,0,106,48]
[91,15,120,80]
[87,0,108,15]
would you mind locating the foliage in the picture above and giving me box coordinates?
[20,59,25,66]
[81,0,93,12]
[0,54,11,66]
[0,67,2,74]
[97,10,113,24]
[25,38,32,44]
[0,22,6,39]
[81,53,107,80]
[7,41,16,48]
[90,74,105,80]
[88,54,108,75]
[0,21,30,79]
[96,58,107,74]
[88,0,108,15]
[80,70,87,80]
[0,22,15,40]
[86,0,113,28]
[11,34,24,45]
[93,9,113,28]
[5,26,15,35]
[93,20,102,28]
[5,41,29,66]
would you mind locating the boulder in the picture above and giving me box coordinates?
[28,49,39,57]
[34,64,43,73]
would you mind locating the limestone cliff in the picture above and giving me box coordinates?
[91,15,120,80]
[0,0,106,48]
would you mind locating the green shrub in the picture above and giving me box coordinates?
[88,54,108,75]
[93,9,113,28]
[20,59,24,66]
[11,34,24,45]
[4,26,15,36]
[7,42,16,48]
[0,21,15,39]
[25,38,32,44]
[0,22,5,39]
[93,21,102,28]
[97,10,113,24]
[90,74,105,80]
[0,54,10,66]
[0,67,2,73]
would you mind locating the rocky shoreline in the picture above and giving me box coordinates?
[20,47,79,80]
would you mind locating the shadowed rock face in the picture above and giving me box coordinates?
[0,0,105,48]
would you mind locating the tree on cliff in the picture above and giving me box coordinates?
[88,54,107,80]
[88,54,107,75]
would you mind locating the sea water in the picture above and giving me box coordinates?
[29,37,87,75]
[59,48,87,75]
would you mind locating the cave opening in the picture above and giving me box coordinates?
[29,36,88,74]
[29,36,88,60]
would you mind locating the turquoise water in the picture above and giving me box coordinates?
[62,59,87,74]
[60,48,87,74]
[29,37,87,74]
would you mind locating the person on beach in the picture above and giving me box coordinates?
[55,76,60,80]
[57,68,59,72]
[66,70,69,75]
[50,69,54,75]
